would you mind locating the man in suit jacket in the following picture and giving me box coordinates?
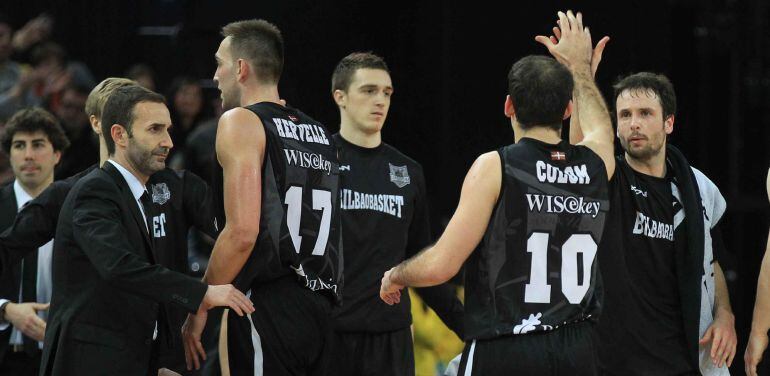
[0,108,68,375]
[40,85,254,375]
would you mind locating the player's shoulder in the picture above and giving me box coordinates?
[149,168,184,185]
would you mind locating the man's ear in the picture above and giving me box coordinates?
[333,89,347,109]
[563,100,573,120]
[236,59,250,83]
[664,114,675,135]
[111,124,128,150]
[504,95,515,118]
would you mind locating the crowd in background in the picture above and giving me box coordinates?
[0,13,462,375]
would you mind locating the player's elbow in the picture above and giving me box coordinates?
[226,224,259,253]
[424,261,459,286]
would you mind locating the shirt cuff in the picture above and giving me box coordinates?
[0,299,11,330]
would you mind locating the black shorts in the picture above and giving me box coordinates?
[327,327,414,376]
[223,275,334,376]
[457,321,597,376]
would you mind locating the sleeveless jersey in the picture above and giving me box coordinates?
[464,138,609,340]
[223,102,343,303]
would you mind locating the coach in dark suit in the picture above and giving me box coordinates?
[40,86,253,375]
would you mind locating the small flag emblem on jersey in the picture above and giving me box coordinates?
[288,115,298,122]
[550,151,567,161]
[151,183,171,205]
[389,164,410,188]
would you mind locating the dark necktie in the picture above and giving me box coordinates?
[139,190,154,238]
[21,254,39,355]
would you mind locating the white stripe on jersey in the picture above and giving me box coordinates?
[245,290,264,376]
[464,340,477,376]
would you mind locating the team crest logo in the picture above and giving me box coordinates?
[389,164,410,188]
[151,183,171,205]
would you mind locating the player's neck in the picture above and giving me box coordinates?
[339,123,381,148]
[625,151,667,178]
[514,126,561,145]
[240,84,282,107]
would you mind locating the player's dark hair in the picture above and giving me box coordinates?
[221,19,283,84]
[2,107,70,154]
[331,52,390,93]
[101,85,165,155]
[613,72,677,120]
[507,55,573,131]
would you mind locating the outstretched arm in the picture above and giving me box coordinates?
[381,152,500,304]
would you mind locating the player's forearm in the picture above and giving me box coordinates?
[713,262,734,316]
[392,245,456,288]
[751,239,770,335]
[202,225,257,285]
[568,99,585,145]
[571,67,612,141]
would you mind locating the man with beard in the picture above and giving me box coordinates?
[40,85,254,375]
[571,72,737,375]
[182,19,342,375]
[0,77,222,374]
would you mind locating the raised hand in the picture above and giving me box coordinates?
[535,10,593,72]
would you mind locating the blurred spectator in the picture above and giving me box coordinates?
[166,76,207,169]
[52,83,96,179]
[0,41,95,123]
[11,13,53,53]
[184,96,221,184]
[0,13,20,182]
[125,63,156,91]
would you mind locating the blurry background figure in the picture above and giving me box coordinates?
[125,63,156,92]
[52,83,96,179]
[166,76,208,170]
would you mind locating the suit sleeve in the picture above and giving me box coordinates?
[407,166,465,338]
[0,182,66,278]
[182,170,219,238]
[72,181,207,313]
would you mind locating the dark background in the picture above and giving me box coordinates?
[2,0,769,373]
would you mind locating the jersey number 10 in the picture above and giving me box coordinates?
[524,232,597,304]
[285,186,332,256]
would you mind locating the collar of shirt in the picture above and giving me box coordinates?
[12,179,34,212]
[107,159,146,201]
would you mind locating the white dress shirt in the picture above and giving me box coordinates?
[0,180,55,349]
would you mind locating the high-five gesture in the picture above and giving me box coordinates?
[535,11,593,72]
[544,20,609,78]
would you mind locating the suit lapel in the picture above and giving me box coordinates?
[101,163,156,263]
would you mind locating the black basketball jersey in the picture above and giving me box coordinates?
[225,102,343,302]
[465,138,609,340]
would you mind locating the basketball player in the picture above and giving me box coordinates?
[572,71,737,375]
[181,19,342,375]
[381,11,615,375]
[329,52,463,376]
[744,168,770,376]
